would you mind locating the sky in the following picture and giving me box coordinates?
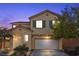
[0,3,79,28]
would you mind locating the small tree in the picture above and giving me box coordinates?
[0,28,12,49]
[71,7,79,38]
[53,6,78,39]
[0,28,3,48]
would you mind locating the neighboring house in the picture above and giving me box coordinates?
[0,28,13,50]
[11,10,62,50]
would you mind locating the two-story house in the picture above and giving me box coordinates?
[11,10,63,50]
[1,10,79,51]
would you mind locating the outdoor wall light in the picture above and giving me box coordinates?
[13,25,16,28]
[45,36,51,39]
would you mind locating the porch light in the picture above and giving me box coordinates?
[45,36,51,39]
[13,25,16,28]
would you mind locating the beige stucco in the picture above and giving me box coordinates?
[30,11,61,49]
[12,26,31,49]
[30,12,58,35]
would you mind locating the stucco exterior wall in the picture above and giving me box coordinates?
[30,11,60,49]
[30,12,58,35]
[12,10,61,50]
[12,28,31,49]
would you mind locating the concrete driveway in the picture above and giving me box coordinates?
[0,51,8,56]
[31,50,68,56]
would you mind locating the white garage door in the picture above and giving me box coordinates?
[35,40,59,49]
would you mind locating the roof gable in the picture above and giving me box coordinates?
[29,9,61,19]
[11,22,30,24]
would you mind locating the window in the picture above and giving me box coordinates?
[49,20,53,28]
[49,20,56,28]
[36,20,43,28]
[33,20,45,28]
[52,20,55,24]
[24,35,28,42]
[13,25,16,28]
[33,20,36,27]
[49,20,60,28]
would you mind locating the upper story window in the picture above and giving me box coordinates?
[13,25,16,28]
[49,20,53,28]
[33,20,45,28]
[36,20,43,28]
[49,20,56,28]
[49,20,60,28]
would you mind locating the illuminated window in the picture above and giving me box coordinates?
[52,20,60,25]
[36,20,43,28]
[52,20,55,24]
[13,25,16,28]
[24,35,28,42]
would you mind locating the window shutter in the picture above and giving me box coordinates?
[33,20,36,27]
[49,20,53,28]
[43,21,45,28]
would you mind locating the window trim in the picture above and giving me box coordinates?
[36,20,43,28]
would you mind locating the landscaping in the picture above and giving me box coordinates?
[10,44,33,56]
[64,46,79,56]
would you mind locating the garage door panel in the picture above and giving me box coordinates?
[35,40,59,49]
